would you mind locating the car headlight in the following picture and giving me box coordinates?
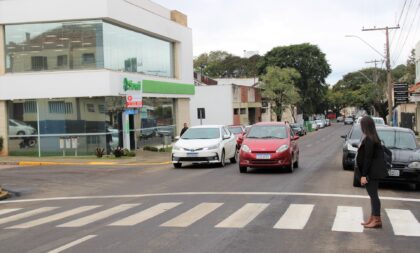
[204,143,220,150]
[276,144,289,153]
[241,145,251,153]
[408,162,420,169]
[172,145,182,151]
[347,143,357,152]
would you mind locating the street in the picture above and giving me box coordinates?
[0,124,419,253]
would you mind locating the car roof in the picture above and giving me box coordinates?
[375,126,414,133]
[190,125,223,129]
[254,122,287,126]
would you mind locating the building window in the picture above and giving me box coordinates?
[261,108,267,114]
[48,101,73,114]
[240,108,246,114]
[98,104,106,114]
[233,108,239,115]
[24,101,37,113]
[86,104,95,112]
[82,53,95,64]
[57,55,68,67]
[31,56,47,71]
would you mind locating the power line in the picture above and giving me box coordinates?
[390,0,408,46]
[392,1,420,65]
[391,0,415,57]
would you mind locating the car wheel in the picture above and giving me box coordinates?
[173,163,182,169]
[219,150,226,167]
[286,160,294,173]
[27,139,37,147]
[342,157,350,170]
[230,150,238,164]
[239,166,247,173]
[17,131,25,135]
[293,158,299,169]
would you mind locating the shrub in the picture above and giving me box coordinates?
[143,146,159,152]
[0,136,3,152]
[112,147,124,158]
[127,151,136,157]
[95,147,105,158]
[159,147,172,152]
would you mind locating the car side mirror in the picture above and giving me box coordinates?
[340,135,347,139]
[175,136,180,141]
[293,135,299,141]
[352,143,359,148]
[223,134,230,140]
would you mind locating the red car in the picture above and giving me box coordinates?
[227,125,245,149]
[238,122,300,173]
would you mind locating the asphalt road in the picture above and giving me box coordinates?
[0,123,419,253]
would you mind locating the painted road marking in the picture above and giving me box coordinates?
[8,206,100,229]
[332,206,363,233]
[109,203,181,226]
[47,235,97,253]
[161,203,223,227]
[274,204,314,230]
[2,192,419,204]
[0,207,58,225]
[215,203,269,228]
[0,208,22,216]
[57,204,140,228]
[386,209,420,237]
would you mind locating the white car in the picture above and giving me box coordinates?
[172,125,237,168]
[355,116,385,126]
[8,119,36,136]
[315,119,325,128]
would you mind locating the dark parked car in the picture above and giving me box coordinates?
[353,126,420,189]
[290,123,306,136]
[341,125,362,170]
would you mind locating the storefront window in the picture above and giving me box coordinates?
[4,20,174,77]
[103,22,174,78]
[5,20,104,73]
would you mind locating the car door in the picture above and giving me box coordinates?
[8,120,18,135]
[222,127,236,158]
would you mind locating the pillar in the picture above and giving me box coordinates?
[175,98,190,137]
[0,25,8,156]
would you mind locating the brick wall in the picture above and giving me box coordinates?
[241,87,248,103]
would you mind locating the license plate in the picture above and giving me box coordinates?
[388,169,400,177]
[256,154,271,159]
[187,152,198,157]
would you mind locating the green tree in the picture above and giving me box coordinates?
[261,67,301,121]
[258,43,331,116]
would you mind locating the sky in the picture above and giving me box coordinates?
[153,0,420,85]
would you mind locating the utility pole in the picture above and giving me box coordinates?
[365,59,382,83]
[362,26,399,125]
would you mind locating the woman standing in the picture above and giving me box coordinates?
[356,116,388,228]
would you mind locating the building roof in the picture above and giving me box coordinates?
[409,82,420,93]
[214,78,259,87]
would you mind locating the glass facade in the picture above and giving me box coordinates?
[7,97,176,156]
[5,20,174,78]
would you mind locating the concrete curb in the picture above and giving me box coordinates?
[11,161,172,166]
[0,161,19,165]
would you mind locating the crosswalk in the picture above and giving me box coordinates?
[0,202,419,237]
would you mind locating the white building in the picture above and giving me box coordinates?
[0,0,193,156]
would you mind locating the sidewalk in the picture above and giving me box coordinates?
[0,150,172,166]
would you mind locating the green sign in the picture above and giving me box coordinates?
[123,78,142,92]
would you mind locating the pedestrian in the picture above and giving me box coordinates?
[180,123,188,136]
[356,116,388,229]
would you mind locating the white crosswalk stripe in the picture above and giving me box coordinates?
[0,208,22,216]
[0,203,419,237]
[109,202,181,226]
[331,206,364,233]
[161,203,223,227]
[57,204,140,228]
[215,203,269,228]
[274,204,314,230]
[0,207,58,225]
[386,209,420,237]
[7,206,100,229]
[47,235,97,253]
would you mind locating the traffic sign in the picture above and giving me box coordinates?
[394,83,409,105]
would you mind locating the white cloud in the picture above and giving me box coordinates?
[154,0,420,85]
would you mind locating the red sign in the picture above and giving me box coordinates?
[125,94,142,108]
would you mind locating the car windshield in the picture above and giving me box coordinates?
[315,120,322,123]
[377,130,417,150]
[228,127,243,134]
[247,125,287,139]
[349,126,362,140]
[181,128,220,139]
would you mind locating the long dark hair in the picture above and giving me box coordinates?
[360,116,381,144]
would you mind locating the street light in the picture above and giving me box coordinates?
[344,35,385,59]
